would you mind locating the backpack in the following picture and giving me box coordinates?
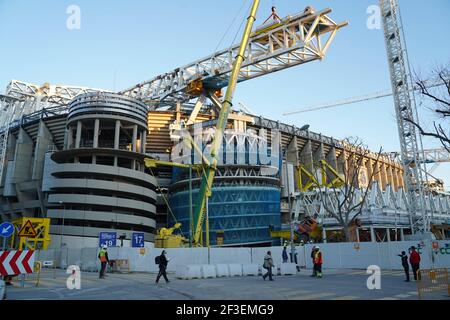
[155,256,160,265]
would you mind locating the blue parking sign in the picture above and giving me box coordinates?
[99,232,117,247]
[131,232,145,248]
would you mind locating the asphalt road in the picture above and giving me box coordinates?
[4,268,450,300]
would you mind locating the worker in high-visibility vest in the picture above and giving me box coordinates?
[313,246,323,278]
[98,245,110,279]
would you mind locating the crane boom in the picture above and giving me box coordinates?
[120,7,348,106]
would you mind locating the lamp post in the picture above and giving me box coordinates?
[285,124,309,263]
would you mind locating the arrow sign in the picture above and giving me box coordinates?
[0,250,35,276]
[0,222,14,238]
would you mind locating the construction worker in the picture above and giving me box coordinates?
[398,251,410,282]
[310,245,316,277]
[409,246,421,281]
[262,251,274,281]
[282,244,288,263]
[98,245,109,279]
[313,246,323,278]
[156,250,170,284]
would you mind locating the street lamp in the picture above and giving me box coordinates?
[285,124,309,263]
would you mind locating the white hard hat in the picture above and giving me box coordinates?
[315,246,320,249]
[102,244,108,249]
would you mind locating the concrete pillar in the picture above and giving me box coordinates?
[132,125,138,152]
[370,226,376,243]
[141,130,146,153]
[67,126,73,150]
[322,228,327,243]
[93,119,100,148]
[75,121,82,148]
[114,156,118,167]
[32,121,56,180]
[356,228,360,243]
[114,120,121,150]
[386,228,391,242]
[400,228,404,241]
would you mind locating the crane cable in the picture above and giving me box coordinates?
[213,0,250,54]
[147,166,186,237]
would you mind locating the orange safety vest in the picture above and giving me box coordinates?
[314,251,323,264]
[99,249,107,262]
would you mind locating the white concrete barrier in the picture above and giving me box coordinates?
[242,264,259,276]
[215,264,230,277]
[228,264,243,276]
[201,265,217,279]
[175,264,202,280]
[279,263,297,275]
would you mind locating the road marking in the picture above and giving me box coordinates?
[288,292,336,300]
[407,291,418,295]
[377,297,399,300]
[331,296,359,300]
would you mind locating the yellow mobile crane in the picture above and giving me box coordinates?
[133,2,347,247]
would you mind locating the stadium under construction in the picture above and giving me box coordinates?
[0,3,449,249]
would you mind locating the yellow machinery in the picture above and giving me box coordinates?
[10,217,51,250]
[155,223,189,248]
[297,159,345,192]
[144,158,198,248]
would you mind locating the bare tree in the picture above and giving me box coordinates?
[405,65,450,152]
[317,137,383,242]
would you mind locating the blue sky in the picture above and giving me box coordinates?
[0,0,449,188]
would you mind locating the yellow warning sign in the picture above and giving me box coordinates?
[18,220,37,237]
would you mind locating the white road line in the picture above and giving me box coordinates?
[393,294,412,298]
[331,296,359,300]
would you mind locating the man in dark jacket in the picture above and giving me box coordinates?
[310,246,316,277]
[262,251,274,281]
[409,246,421,281]
[398,251,410,282]
[282,245,288,263]
[156,250,170,284]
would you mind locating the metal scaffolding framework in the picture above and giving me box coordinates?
[120,8,348,106]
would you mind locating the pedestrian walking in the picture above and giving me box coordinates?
[409,246,421,281]
[313,246,323,278]
[98,245,109,279]
[398,251,410,282]
[262,251,274,281]
[155,250,170,284]
[282,245,288,263]
[310,245,316,277]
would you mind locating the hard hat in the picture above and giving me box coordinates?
[102,244,108,249]
[315,246,320,249]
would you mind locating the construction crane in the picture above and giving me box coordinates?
[282,80,444,115]
[380,0,428,234]
[125,3,348,247]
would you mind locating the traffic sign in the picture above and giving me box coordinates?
[0,222,14,238]
[132,232,145,248]
[18,220,37,237]
[99,232,117,247]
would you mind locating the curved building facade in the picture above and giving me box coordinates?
[168,129,282,247]
[43,93,157,245]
